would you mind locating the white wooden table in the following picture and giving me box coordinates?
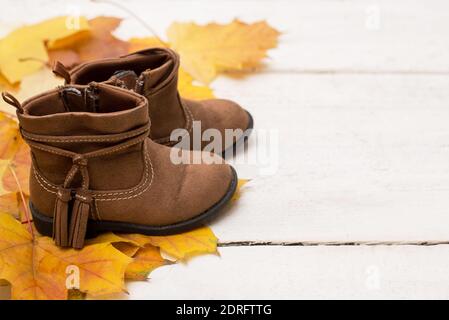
[2,0,449,299]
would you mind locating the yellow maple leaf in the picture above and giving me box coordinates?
[0,115,31,197]
[178,68,215,100]
[120,227,218,261]
[167,19,280,84]
[0,213,132,300]
[0,113,21,159]
[1,136,31,196]
[0,16,90,84]
[0,192,29,223]
[45,17,90,50]
[0,160,10,196]
[125,246,169,280]
[86,232,168,281]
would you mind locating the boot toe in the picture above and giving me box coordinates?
[185,98,252,152]
[175,155,236,222]
[202,98,251,132]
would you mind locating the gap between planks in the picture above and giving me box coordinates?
[245,69,449,76]
[219,240,449,247]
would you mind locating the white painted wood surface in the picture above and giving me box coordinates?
[125,245,449,300]
[1,0,449,299]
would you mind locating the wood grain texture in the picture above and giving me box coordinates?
[1,0,449,299]
[213,73,449,242]
[126,246,449,299]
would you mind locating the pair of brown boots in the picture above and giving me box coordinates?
[2,48,253,249]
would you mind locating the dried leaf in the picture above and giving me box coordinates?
[74,17,129,62]
[47,49,80,69]
[0,113,21,159]
[119,227,218,261]
[167,19,280,84]
[86,233,167,280]
[2,136,31,195]
[125,246,168,280]
[48,17,130,68]
[0,16,90,83]
[0,192,29,222]
[0,213,132,300]
[0,160,11,195]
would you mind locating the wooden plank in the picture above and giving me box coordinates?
[211,73,449,242]
[1,0,448,71]
[4,245,449,299]
[124,245,449,299]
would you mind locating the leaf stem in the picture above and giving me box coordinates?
[8,164,34,238]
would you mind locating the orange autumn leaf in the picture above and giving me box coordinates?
[167,19,280,84]
[75,16,130,62]
[0,193,20,217]
[48,17,129,67]
[0,213,132,300]
[2,136,31,195]
[47,49,80,69]
[0,192,30,222]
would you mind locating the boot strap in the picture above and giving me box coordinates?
[21,123,150,249]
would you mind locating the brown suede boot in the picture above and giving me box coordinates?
[3,83,237,249]
[55,48,253,155]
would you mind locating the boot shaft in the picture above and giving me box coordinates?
[68,48,186,140]
[18,83,149,190]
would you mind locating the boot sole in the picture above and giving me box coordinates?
[221,110,254,158]
[30,166,238,239]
